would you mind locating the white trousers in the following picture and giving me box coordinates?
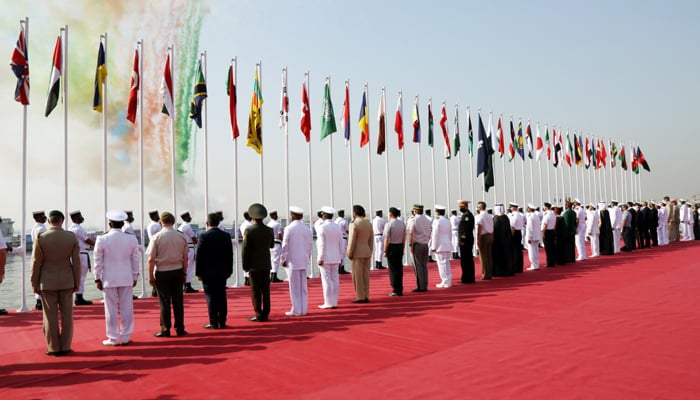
[185,248,195,283]
[435,251,452,286]
[77,252,90,294]
[373,235,384,264]
[527,240,540,268]
[103,286,134,344]
[685,223,695,241]
[589,233,600,257]
[287,268,308,315]
[319,263,339,307]
[613,229,621,253]
[575,232,587,260]
[451,231,459,254]
[270,243,281,273]
[658,225,667,245]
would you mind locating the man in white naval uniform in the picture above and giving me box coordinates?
[94,210,140,346]
[609,200,622,253]
[586,204,600,258]
[122,211,135,235]
[280,207,313,316]
[525,203,542,270]
[334,209,350,274]
[178,211,198,293]
[657,201,668,245]
[450,210,460,259]
[31,210,48,310]
[574,199,587,261]
[267,210,284,283]
[680,200,693,241]
[69,210,95,305]
[372,210,386,270]
[239,211,253,286]
[317,206,344,309]
[146,210,161,297]
[431,205,453,288]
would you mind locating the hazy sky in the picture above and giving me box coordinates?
[1,0,698,231]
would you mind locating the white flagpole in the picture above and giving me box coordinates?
[430,98,437,207]
[258,61,264,203]
[306,72,314,278]
[574,131,579,199]
[510,116,516,204]
[546,124,551,202]
[202,51,210,215]
[488,111,495,204]
[232,58,242,287]
[520,119,526,206]
[17,17,30,312]
[365,83,373,215]
[468,107,475,207]
[537,122,543,205]
[327,76,335,206]
[383,88,389,208]
[456,103,462,202]
[282,67,289,216]
[399,91,407,216]
[168,45,177,215]
[346,80,354,207]
[444,102,450,205]
[62,25,69,227]
[137,40,148,298]
[101,33,108,232]
[481,108,487,201]
[527,120,534,205]
[500,115,506,204]
[416,95,423,204]
[553,125,558,202]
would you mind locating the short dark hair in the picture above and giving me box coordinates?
[48,210,64,224]
[109,220,125,229]
[477,201,487,211]
[353,205,366,218]
[207,212,221,226]
[388,207,399,217]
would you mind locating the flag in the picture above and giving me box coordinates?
[574,134,582,166]
[600,139,607,168]
[545,126,551,160]
[394,92,404,150]
[246,68,263,154]
[300,80,311,142]
[341,83,350,145]
[453,106,460,156]
[226,65,240,139]
[320,80,336,140]
[525,121,533,159]
[377,90,386,155]
[637,146,650,171]
[92,41,107,112]
[160,53,174,117]
[279,69,288,130]
[10,24,30,105]
[535,123,544,161]
[357,90,369,147]
[610,140,618,168]
[488,113,498,156]
[508,118,516,162]
[427,101,434,148]
[619,145,627,170]
[516,119,525,159]
[439,103,451,159]
[126,47,139,124]
[631,145,639,174]
[553,129,561,167]
[565,132,573,167]
[412,96,421,143]
[467,108,474,157]
[496,115,505,157]
[476,112,494,192]
[45,35,62,117]
[189,59,207,128]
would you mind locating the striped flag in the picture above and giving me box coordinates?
[92,41,107,112]
[525,121,533,159]
[439,103,451,159]
[516,119,525,160]
[394,92,404,150]
[300,80,311,142]
[412,96,421,143]
[226,64,240,139]
[44,35,62,117]
[357,89,369,147]
[341,82,350,145]
[160,53,173,118]
[496,115,505,157]
[189,59,207,128]
[126,47,139,124]
[508,118,516,162]
[545,126,551,160]
[10,23,30,105]
[246,68,263,154]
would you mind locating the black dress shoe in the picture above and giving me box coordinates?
[411,288,427,292]
[184,286,198,293]
[0,309,8,315]
[203,324,218,329]
[176,330,187,337]
[35,300,43,310]
[74,297,93,306]
[154,330,171,338]
[351,299,369,303]
[338,268,350,274]
[56,350,71,356]
[45,350,59,356]
[218,324,228,329]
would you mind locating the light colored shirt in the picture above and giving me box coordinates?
[610,206,622,230]
[586,209,600,235]
[122,221,135,235]
[509,211,525,231]
[525,212,542,241]
[407,214,431,244]
[575,207,587,233]
[147,221,162,241]
[476,211,494,235]
[94,228,140,288]
[384,218,406,244]
[281,220,313,270]
[541,210,556,230]
[31,222,46,242]
[317,219,344,265]
[267,219,283,242]
[178,222,195,245]
[334,216,349,238]
[70,223,91,251]
[239,220,253,239]
[146,226,187,272]
[431,215,452,252]
[373,216,386,236]
[450,215,460,231]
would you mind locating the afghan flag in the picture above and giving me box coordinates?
[10,23,30,106]
[341,82,350,145]
[126,47,140,124]
[453,105,460,156]
[467,107,473,157]
[246,68,263,154]
[377,90,386,155]
[427,100,434,148]
[394,92,403,150]
[189,59,207,128]
[300,80,311,142]
[535,123,544,161]
[439,103,451,159]
[45,35,62,117]
[412,96,421,143]
[637,146,650,172]
[357,89,369,147]
[320,80,337,140]
[227,64,240,139]
[160,53,174,117]
[92,41,107,112]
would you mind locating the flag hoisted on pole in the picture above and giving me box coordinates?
[428,99,437,206]
[476,111,494,193]
[440,102,451,204]
[248,62,264,202]
[45,33,62,117]
[160,47,176,214]
[487,112,496,202]
[394,90,407,216]
[126,46,139,124]
[467,107,475,208]
[454,104,462,200]
[359,83,373,215]
[379,88,389,206]
[11,21,30,106]
[92,34,109,231]
[341,80,354,207]
[190,53,209,214]
[413,95,423,204]
[280,67,290,218]
[227,63,240,140]
[302,72,314,276]
[227,57,242,286]
[321,76,337,205]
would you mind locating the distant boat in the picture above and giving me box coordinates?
[0,216,13,238]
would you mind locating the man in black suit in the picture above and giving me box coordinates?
[457,200,475,283]
[638,202,650,248]
[196,213,233,329]
[241,203,274,322]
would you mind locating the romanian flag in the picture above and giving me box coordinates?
[45,35,62,117]
[300,80,311,142]
[189,59,207,128]
[357,89,369,147]
[126,47,139,124]
[246,68,263,154]
[10,23,30,105]
[227,65,240,139]
[92,41,107,112]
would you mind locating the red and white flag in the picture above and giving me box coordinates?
[10,23,30,105]
[126,47,139,124]
[394,92,404,150]
[535,123,544,161]
[300,80,311,142]
[440,103,451,158]
[160,53,173,118]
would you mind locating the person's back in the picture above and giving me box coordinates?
[348,218,373,259]
[318,220,343,264]
[94,229,139,287]
[32,227,81,291]
[242,223,274,271]
[197,227,233,280]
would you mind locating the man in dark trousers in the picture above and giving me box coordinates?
[457,200,475,283]
[196,213,233,329]
[241,203,274,322]
[563,201,577,263]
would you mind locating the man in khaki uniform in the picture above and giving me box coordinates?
[30,210,81,356]
[346,205,373,303]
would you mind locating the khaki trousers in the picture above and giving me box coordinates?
[351,257,371,300]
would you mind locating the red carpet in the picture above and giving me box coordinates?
[1,242,699,399]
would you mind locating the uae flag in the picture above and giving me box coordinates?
[45,35,62,117]
[126,47,140,124]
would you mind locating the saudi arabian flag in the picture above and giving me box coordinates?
[320,81,337,140]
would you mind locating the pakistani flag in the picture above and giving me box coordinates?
[320,80,336,140]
